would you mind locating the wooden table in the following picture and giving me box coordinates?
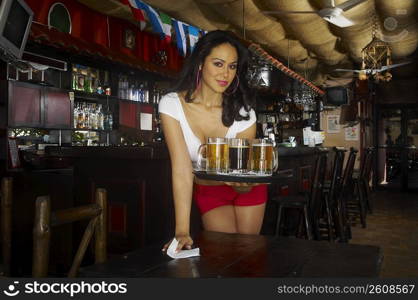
[79,231,383,278]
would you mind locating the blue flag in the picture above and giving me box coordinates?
[173,20,188,56]
[132,0,164,38]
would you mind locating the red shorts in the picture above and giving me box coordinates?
[193,184,268,215]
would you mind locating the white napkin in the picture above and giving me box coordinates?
[166,238,200,259]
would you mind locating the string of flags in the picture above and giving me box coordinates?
[120,0,207,57]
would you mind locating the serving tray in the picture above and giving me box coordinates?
[193,169,293,183]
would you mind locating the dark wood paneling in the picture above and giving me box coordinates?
[44,89,72,128]
[9,81,42,127]
[90,178,146,253]
[7,81,73,129]
[72,150,175,255]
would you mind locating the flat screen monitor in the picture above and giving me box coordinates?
[0,0,33,59]
[325,86,349,106]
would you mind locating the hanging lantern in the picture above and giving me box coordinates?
[361,37,392,76]
[360,15,393,82]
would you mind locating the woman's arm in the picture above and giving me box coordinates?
[160,113,195,251]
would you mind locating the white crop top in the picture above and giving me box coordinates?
[158,92,256,162]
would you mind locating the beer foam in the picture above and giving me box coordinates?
[252,144,272,147]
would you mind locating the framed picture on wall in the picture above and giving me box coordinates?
[327,115,340,133]
[345,125,359,141]
[123,29,136,50]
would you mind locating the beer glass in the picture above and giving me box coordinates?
[228,138,250,174]
[250,139,278,175]
[197,137,229,174]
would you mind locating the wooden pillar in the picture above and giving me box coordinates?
[1,177,13,276]
[95,188,107,264]
[32,196,51,278]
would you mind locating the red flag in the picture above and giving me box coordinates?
[119,0,146,30]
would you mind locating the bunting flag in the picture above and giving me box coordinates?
[130,0,164,38]
[173,20,188,56]
[159,12,172,43]
[126,0,146,30]
[188,25,199,52]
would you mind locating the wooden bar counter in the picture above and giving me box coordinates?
[45,145,323,254]
[78,231,383,278]
[9,145,322,276]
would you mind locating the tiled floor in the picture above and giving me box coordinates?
[350,189,418,278]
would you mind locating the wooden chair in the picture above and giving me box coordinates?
[273,148,328,240]
[32,188,107,278]
[338,147,358,241]
[349,147,374,228]
[362,147,374,214]
[0,177,13,277]
[307,149,329,241]
[321,147,346,242]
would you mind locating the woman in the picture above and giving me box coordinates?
[159,30,267,252]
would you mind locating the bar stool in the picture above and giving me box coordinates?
[273,148,328,240]
[32,188,107,278]
[0,177,13,277]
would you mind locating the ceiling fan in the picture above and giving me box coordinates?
[334,61,412,81]
[335,61,412,75]
[263,0,367,28]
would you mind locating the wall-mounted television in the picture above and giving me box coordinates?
[325,86,350,106]
[0,0,33,60]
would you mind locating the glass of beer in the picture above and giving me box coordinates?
[250,138,278,175]
[197,137,229,174]
[229,138,250,174]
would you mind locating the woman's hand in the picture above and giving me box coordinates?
[224,182,260,194]
[162,233,194,253]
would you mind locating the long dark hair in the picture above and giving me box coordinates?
[170,30,254,127]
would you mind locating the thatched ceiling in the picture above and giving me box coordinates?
[78,0,418,87]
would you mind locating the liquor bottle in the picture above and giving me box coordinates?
[91,69,98,94]
[76,66,85,91]
[72,65,78,90]
[73,102,79,128]
[133,84,139,102]
[118,76,123,99]
[108,111,113,130]
[91,103,98,130]
[103,113,108,131]
[139,83,144,102]
[84,68,93,93]
[84,103,90,129]
[77,102,85,129]
[97,104,104,130]
[128,84,134,101]
[104,71,111,96]
[152,87,157,104]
